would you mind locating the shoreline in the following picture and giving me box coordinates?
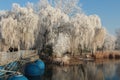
[40,50,120,66]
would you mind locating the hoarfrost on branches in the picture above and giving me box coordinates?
[0,0,113,57]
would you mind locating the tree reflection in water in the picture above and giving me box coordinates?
[103,63,116,79]
[31,61,120,80]
[43,63,104,80]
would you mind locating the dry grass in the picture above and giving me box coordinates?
[93,51,120,59]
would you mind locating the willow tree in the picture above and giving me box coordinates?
[12,3,39,49]
[103,33,116,50]
[0,15,18,51]
[35,0,106,56]
[0,0,107,58]
[70,13,95,55]
[70,14,106,55]
[115,29,120,50]
[92,28,106,54]
[0,3,39,51]
[36,5,70,56]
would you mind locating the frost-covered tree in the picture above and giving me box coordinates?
[12,3,39,49]
[92,28,106,53]
[49,0,81,16]
[0,3,39,51]
[33,0,106,56]
[0,0,107,58]
[103,33,116,50]
[36,5,70,56]
[71,14,106,55]
[115,29,120,50]
[35,0,81,16]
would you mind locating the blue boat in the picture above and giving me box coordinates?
[0,61,19,76]
[0,66,5,76]
[0,50,37,76]
[0,50,39,79]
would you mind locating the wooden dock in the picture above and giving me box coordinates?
[0,50,39,66]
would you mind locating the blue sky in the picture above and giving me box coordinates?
[0,0,120,35]
[80,0,120,35]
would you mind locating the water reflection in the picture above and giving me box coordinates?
[28,61,120,80]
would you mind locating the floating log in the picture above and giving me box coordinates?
[79,57,95,61]
[0,50,38,66]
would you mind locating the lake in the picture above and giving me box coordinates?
[26,60,120,80]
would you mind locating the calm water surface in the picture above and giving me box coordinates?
[26,60,120,80]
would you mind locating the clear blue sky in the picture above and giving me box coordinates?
[0,0,120,35]
[80,0,120,35]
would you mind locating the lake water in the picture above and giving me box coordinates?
[26,60,120,80]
